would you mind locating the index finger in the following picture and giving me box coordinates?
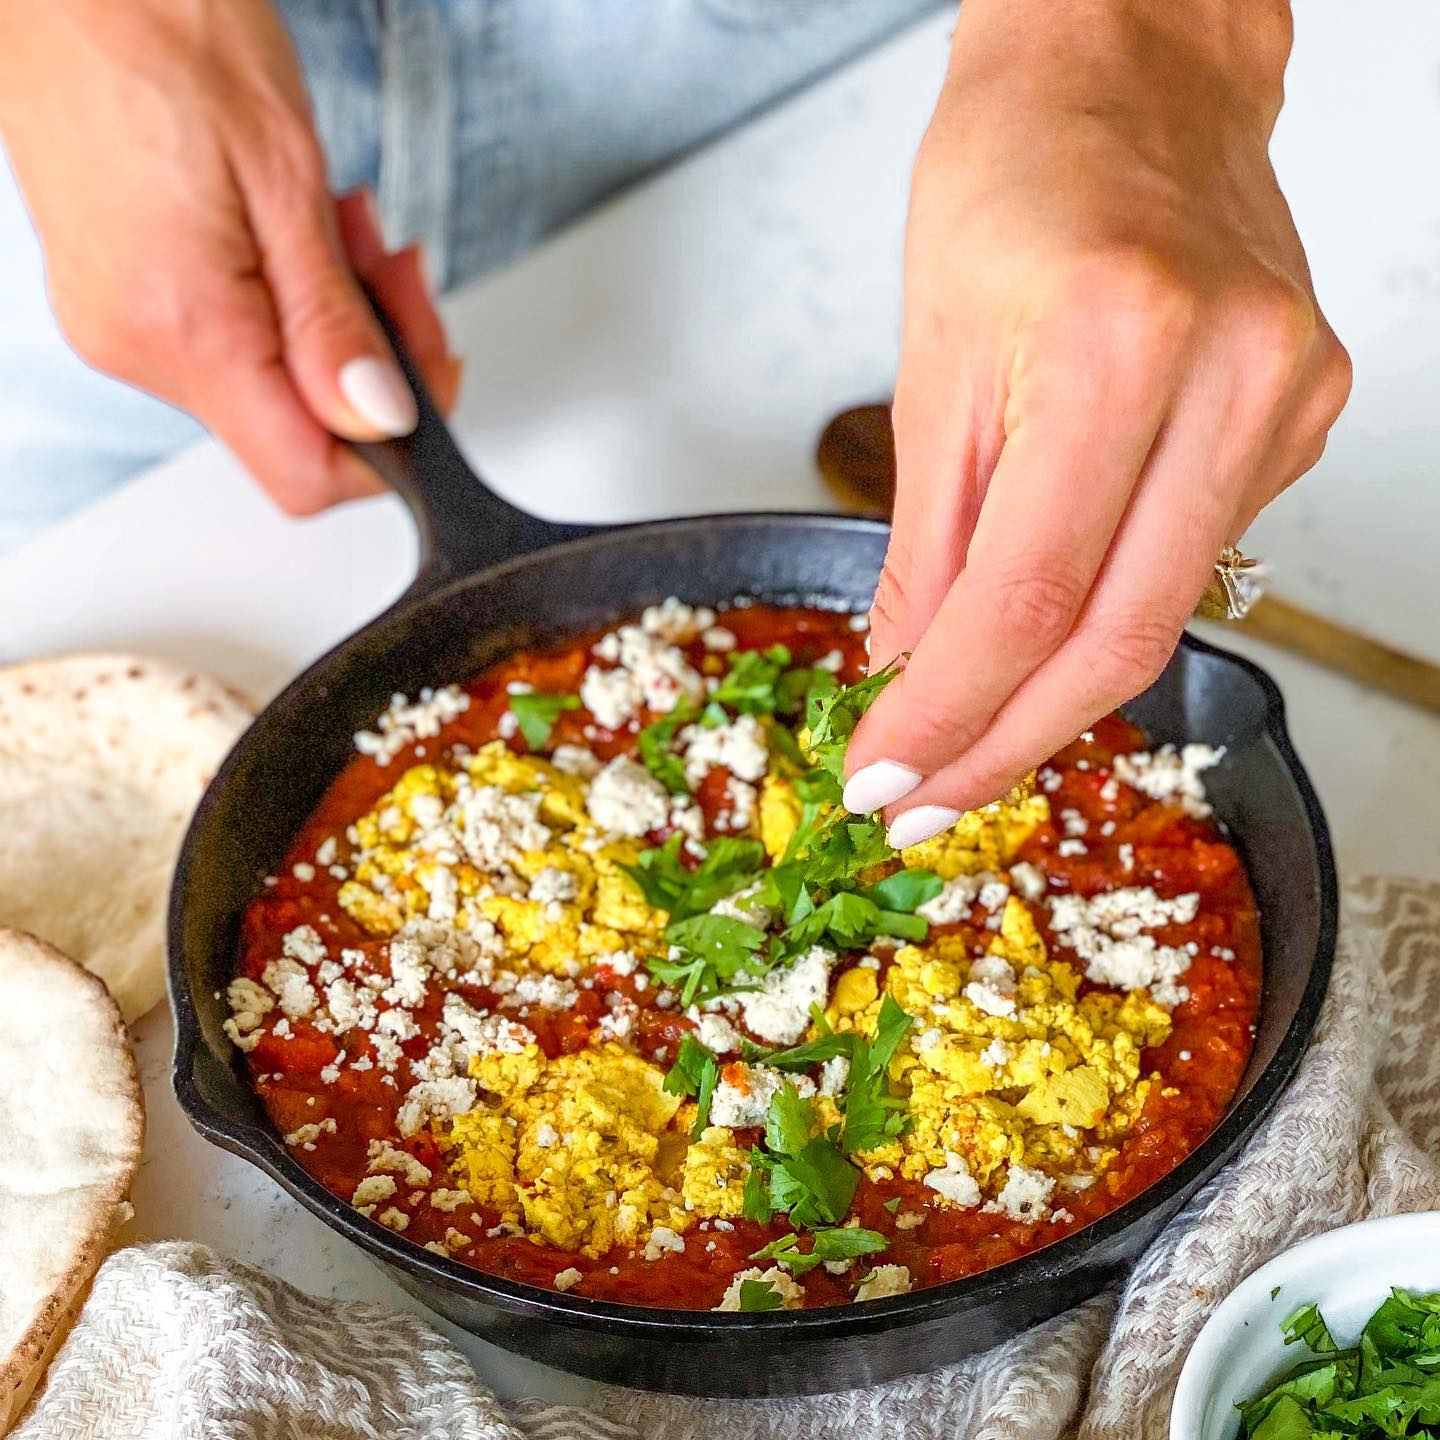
[845,313,1183,811]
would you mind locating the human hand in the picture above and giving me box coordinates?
[0,0,459,514]
[844,0,1350,845]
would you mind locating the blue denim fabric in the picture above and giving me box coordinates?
[0,0,936,552]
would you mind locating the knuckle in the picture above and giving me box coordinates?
[989,565,1088,653]
[1227,282,1318,394]
[1311,332,1354,427]
[1067,246,1198,356]
[1089,612,1181,698]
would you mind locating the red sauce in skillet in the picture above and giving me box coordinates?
[232,604,1260,1309]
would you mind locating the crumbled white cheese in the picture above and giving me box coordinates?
[917,873,982,925]
[355,686,471,765]
[351,1174,398,1209]
[455,785,553,871]
[395,1078,479,1137]
[1009,861,1047,901]
[986,1163,1055,1221]
[528,865,578,905]
[643,1226,687,1261]
[719,778,758,833]
[580,663,644,730]
[730,946,834,1045]
[263,950,319,1021]
[550,744,602,778]
[429,1188,473,1212]
[709,882,776,929]
[642,598,715,642]
[710,1064,815,1129]
[366,1139,432,1187]
[442,993,537,1063]
[680,714,769,787]
[820,1055,851,1096]
[714,1266,805,1311]
[702,626,737,652]
[963,955,1017,1017]
[923,1152,981,1208]
[586,755,671,837]
[692,1011,745,1054]
[223,977,274,1050]
[1047,887,1200,1007]
[981,1038,1010,1068]
[554,1266,584,1292]
[1057,839,1087,858]
[855,1264,912,1302]
[1112,743,1223,819]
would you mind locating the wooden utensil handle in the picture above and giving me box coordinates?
[1232,595,1440,717]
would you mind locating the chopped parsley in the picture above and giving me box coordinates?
[1236,1288,1440,1437]
[662,1034,720,1138]
[620,835,764,920]
[749,1226,887,1275]
[737,1278,784,1313]
[742,1083,860,1230]
[508,691,580,750]
[636,709,694,795]
[710,644,793,715]
[649,913,766,1006]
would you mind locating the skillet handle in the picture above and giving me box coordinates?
[350,301,593,592]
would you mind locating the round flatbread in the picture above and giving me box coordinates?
[0,929,144,1434]
[0,655,253,1021]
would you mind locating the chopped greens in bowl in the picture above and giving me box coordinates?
[1237,1289,1440,1439]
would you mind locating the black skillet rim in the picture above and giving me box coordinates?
[169,514,1338,1339]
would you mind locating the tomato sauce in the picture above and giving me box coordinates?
[234,604,1260,1309]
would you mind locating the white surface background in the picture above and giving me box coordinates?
[0,1,1436,1404]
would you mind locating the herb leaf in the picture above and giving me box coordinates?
[619,835,764,921]
[662,1034,720,1138]
[738,1278,784,1313]
[711,645,792,715]
[749,1226,887,1275]
[1237,1288,1440,1438]
[510,691,580,750]
[637,709,695,795]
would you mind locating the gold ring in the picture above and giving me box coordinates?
[1193,545,1266,621]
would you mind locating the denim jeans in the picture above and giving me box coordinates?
[0,0,935,552]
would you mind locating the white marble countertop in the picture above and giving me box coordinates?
[1,0,1437,1406]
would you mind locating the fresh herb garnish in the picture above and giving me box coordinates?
[883,1196,903,1214]
[619,835,764,920]
[1236,1288,1440,1437]
[649,913,767,1006]
[662,1033,721,1137]
[509,691,581,750]
[838,994,915,1156]
[743,1083,860,1230]
[738,1278,784,1313]
[749,1226,887,1275]
[710,645,792,714]
[637,709,695,795]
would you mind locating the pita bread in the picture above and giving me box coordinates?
[0,655,253,1021]
[0,929,144,1434]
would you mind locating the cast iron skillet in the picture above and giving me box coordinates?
[169,356,1337,1397]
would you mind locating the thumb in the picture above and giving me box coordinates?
[236,141,417,441]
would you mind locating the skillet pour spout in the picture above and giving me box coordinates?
[168,322,1336,1396]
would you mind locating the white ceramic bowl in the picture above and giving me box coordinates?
[1171,1211,1440,1440]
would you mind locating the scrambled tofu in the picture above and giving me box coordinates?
[448,1043,691,1255]
[838,897,1171,1193]
[338,741,666,970]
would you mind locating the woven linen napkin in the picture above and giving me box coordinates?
[16,875,1440,1440]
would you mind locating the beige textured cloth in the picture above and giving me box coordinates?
[16,876,1440,1440]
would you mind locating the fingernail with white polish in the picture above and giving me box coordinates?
[843,760,923,815]
[339,356,418,437]
[887,805,963,851]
